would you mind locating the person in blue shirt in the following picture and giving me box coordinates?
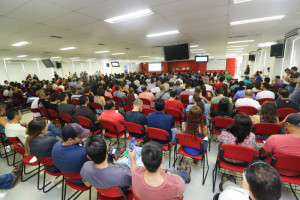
[255,74,262,82]
[52,123,90,185]
[244,76,252,86]
[147,99,177,143]
[234,84,256,100]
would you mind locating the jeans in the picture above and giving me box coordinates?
[118,147,144,169]
[46,125,62,138]
[170,128,178,143]
[169,168,189,183]
[286,86,295,94]
[290,89,300,103]
[0,173,14,189]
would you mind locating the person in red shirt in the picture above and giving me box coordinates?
[139,86,155,108]
[165,90,184,119]
[100,100,125,133]
[215,76,225,89]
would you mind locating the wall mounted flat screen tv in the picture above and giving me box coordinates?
[148,62,162,72]
[56,61,62,69]
[111,62,120,67]
[42,59,55,68]
[195,56,209,63]
[164,43,189,61]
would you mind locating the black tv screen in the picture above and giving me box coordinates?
[42,59,55,68]
[56,61,62,69]
[111,62,120,67]
[249,55,255,61]
[164,43,189,61]
[195,56,209,63]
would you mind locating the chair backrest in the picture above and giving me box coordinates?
[165,107,183,122]
[139,98,151,105]
[38,107,48,116]
[71,99,80,106]
[57,88,63,93]
[212,103,219,111]
[146,127,170,142]
[59,113,74,123]
[104,96,111,101]
[142,108,156,116]
[8,137,20,144]
[213,117,234,129]
[60,171,82,180]
[181,94,190,102]
[30,108,40,113]
[99,119,117,133]
[252,123,282,135]
[277,108,297,119]
[124,122,144,136]
[271,154,300,173]
[124,105,133,112]
[96,187,124,198]
[92,102,104,111]
[176,133,204,150]
[236,106,257,115]
[113,96,123,103]
[77,116,93,129]
[37,157,55,166]
[14,143,25,156]
[219,144,259,163]
[48,109,59,118]
[258,98,275,105]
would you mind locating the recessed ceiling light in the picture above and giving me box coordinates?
[95,51,110,54]
[226,48,244,50]
[234,0,252,4]
[227,45,249,48]
[146,30,179,38]
[191,49,205,51]
[139,56,150,58]
[11,41,31,47]
[50,56,61,59]
[190,45,199,48]
[104,9,153,24]
[228,40,254,44]
[32,58,39,60]
[4,58,11,60]
[70,57,80,59]
[258,42,277,47]
[231,15,285,26]
[59,46,77,51]
[17,55,28,58]
[112,53,125,55]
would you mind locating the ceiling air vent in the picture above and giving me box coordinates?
[50,35,63,39]
[228,35,248,39]
[285,28,300,39]
[98,43,105,45]
[151,46,162,48]
[0,49,10,51]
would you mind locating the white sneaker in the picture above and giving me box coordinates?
[5,146,11,152]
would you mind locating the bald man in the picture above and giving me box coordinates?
[235,89,261,110]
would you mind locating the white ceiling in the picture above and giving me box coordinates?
[0,0,300,61]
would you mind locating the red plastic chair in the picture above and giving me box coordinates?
[38,107,50,120]
[100,119,126,147]
[30,108,42,118]
[212,103,219,111]
[277,108,297,120]
[113,96,124,107]
[124,122,147,143]
[0,135,19,166]
[142,108,155,117]
[77,116,101,135]
[252,123,282,143]
[174,133,209,185]
[92,102,104,116]
[59,113,74,124]
[258,98,275,105]
[145,127,174,167]
[271,154,300,200]
[104,96,112,101]
[96,187,133,200]
[47,109,61,125]
[165,107,184,125]
[139,98,151,108]
[124,105,133,112]
[37,157,62,193]
[181,94,190,108]
[57,88,63,93]
[236,106,257,115]
[212,144,259,192]
[210,117,234,151]
[71,99,80,106]
[60,172,91,200]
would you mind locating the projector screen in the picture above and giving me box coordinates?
[207,59,227,70]
[111,62,120,67]
[148,62,162,72]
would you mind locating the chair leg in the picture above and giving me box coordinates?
[202,153,209,185]
[212,161,219,192]
[37,163,43,190]
[289,183,299,200]
[61,177,65,200]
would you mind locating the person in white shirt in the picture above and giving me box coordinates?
[175,77,183,85]
[255,83,275,100]
[31,90,49,118]
[134,79,140,87]
[203,79,213,92]
[150,83,161,93]
[147,78,156,91]
[52,80,59,90]
[235,90,261,110]
[5,108,27,145]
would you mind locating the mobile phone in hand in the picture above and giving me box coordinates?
[129,137,136,152]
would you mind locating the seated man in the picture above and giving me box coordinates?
[124,99,147,138]
[130,141,188,200]
[139,86,155,108]
[256,83,275,100]
[259,113,300,176]
[113,85,126,105]
[58,92,77,122]
[234,83,256,100]
[12,87,27,103]
[217,162,281,200]
[211,88,233,108]
[155,85,170,101]
[30,90,50,118]
[147,99,177,143]
[276,88,299,111]
[52,123,90,185]
[271,75,283,87]
[48,93,59,112]
[83,87,94,103]
[235,90,261,111]
[76,96,102,130]
[80,135,132,190]
[164,90,184,119]
[100,100,125,133]
[215,76,226,89]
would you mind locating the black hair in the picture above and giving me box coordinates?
[85,135,107,164]
[155,99,165,111]
[238,81,245,87]
[58,92,67,101]
[291,66,298,71]
[264,77,270,83]
[141,85,147,92]
[246,83,253,89]
[79,95,89,106]
[219,76,225,82]
[169,82,174,87]
[141,141,163,173]
[262,83,270,90]
[96,88,105,97]
[218,98,230,112]
[227,113,252,144]
[115,85,120,91]
[278,88,289,98]
[275,75,280,79]
[246,163,281,200]
[50,93,58,102]
[170,90,177,98]
[105,100,115,110]
[215,88,224,96]
[6,108,20,120]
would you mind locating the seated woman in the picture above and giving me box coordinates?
[211,98,235,118]
[0,103,9,143]
[251,101,279,124]
[25,118,62,172]
[182,106,208,157]
[186,94,209,126]
[219,113,256,164]
[94,88,106,115]
[126,87,137,106]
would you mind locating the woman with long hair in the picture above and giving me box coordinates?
[126,87,136,106]
[211,98,235,118]
[25,118,60,172]
[94,88,106,114]
[182,105,208,156]
[0,103,9,143]
[251,101,279,124]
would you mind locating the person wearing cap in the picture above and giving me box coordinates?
[259,113,300,176]
[52,123,90,185]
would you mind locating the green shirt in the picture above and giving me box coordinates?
[225,74,232,79]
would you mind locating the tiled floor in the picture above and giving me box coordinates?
[0,112,297,200]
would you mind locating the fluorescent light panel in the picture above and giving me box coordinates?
[17,55,28,57]
[226,48,244,50]
[227,45,248,48]
[59,46,77,51]
[50,56,61,59]
[112,53,125,55]
[191,49,204,51]
[234,0,252,4]
[32,58,39,60]
[190,45,199,48]
[258,42,277,47]
[4,58,11,60]
[70,57,80,59]
[139,56,150,58]
[146,30,179,38]
[104,9,153,24]
[94,51,110,54]
[11,41,31,47]
[231,15,285,25]
[228,40,254,44]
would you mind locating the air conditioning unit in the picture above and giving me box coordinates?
[285,28,300,39]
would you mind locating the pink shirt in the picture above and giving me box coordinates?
[139,92,155,108]
[100,110,125,133]
[105,91,112,99]
[132,167,185,200]
[263,134,300,176]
